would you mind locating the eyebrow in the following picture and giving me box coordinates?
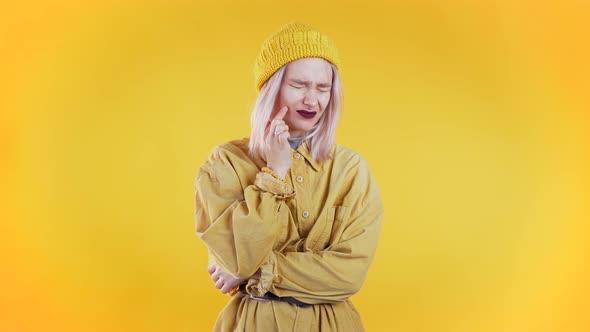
[289,79,332,88]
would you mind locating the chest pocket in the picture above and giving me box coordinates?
[305,206,348,251]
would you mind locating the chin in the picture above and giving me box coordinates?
[291,127,310,137]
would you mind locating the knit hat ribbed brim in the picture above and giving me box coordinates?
[254,22,341,92]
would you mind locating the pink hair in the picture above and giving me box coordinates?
[247,61,343,162]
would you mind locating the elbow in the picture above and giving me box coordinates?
[329,272,365,298]
[338,266,369,296]
[343,278,364,296]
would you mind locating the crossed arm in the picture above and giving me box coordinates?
[195,146,383,303]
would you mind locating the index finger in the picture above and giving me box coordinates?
[273,106,288,121]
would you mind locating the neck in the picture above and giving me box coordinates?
[289,129,307,138]
[287,136,305,150]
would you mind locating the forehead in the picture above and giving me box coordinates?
[284,57,333,83]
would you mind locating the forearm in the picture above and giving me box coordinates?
[245,197,384,304]
[196,170,295,279]
[267,250,370,303]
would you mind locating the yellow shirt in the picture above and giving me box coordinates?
[195,137,384,331]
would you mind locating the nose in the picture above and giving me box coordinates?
[303,89,318,108]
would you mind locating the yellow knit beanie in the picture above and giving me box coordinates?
[254,22,341,92]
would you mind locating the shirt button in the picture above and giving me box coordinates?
[294,153,301,159]
[302,210,310,218]
[296,176,304,183]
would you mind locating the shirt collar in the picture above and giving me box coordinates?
[294,140,322,172]
[288,137,304,150]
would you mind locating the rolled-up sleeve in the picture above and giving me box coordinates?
[195,145,296,278]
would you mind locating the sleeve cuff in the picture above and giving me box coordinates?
[254,171,296,199]
[245,252,277,297]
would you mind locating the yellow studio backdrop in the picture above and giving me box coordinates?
[2,1,589,331]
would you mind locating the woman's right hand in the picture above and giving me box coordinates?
[208,262,248,295]
[208,262,262,295]
[263,106,291,179]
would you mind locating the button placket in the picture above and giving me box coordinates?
[292,158,311,231]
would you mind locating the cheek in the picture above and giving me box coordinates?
[281,90,301,104]
[319,94,331,109]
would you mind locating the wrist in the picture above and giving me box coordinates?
[251,269,262,279]
[265,165,288,179]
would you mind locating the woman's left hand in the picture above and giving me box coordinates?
[208,262,250,295]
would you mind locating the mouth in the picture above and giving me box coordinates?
[296,110,317,119]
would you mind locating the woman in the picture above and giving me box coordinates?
[195,22,384,331]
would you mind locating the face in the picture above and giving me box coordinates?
[276,57,333,138]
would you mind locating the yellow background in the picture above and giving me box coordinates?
[2,1,589,331]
